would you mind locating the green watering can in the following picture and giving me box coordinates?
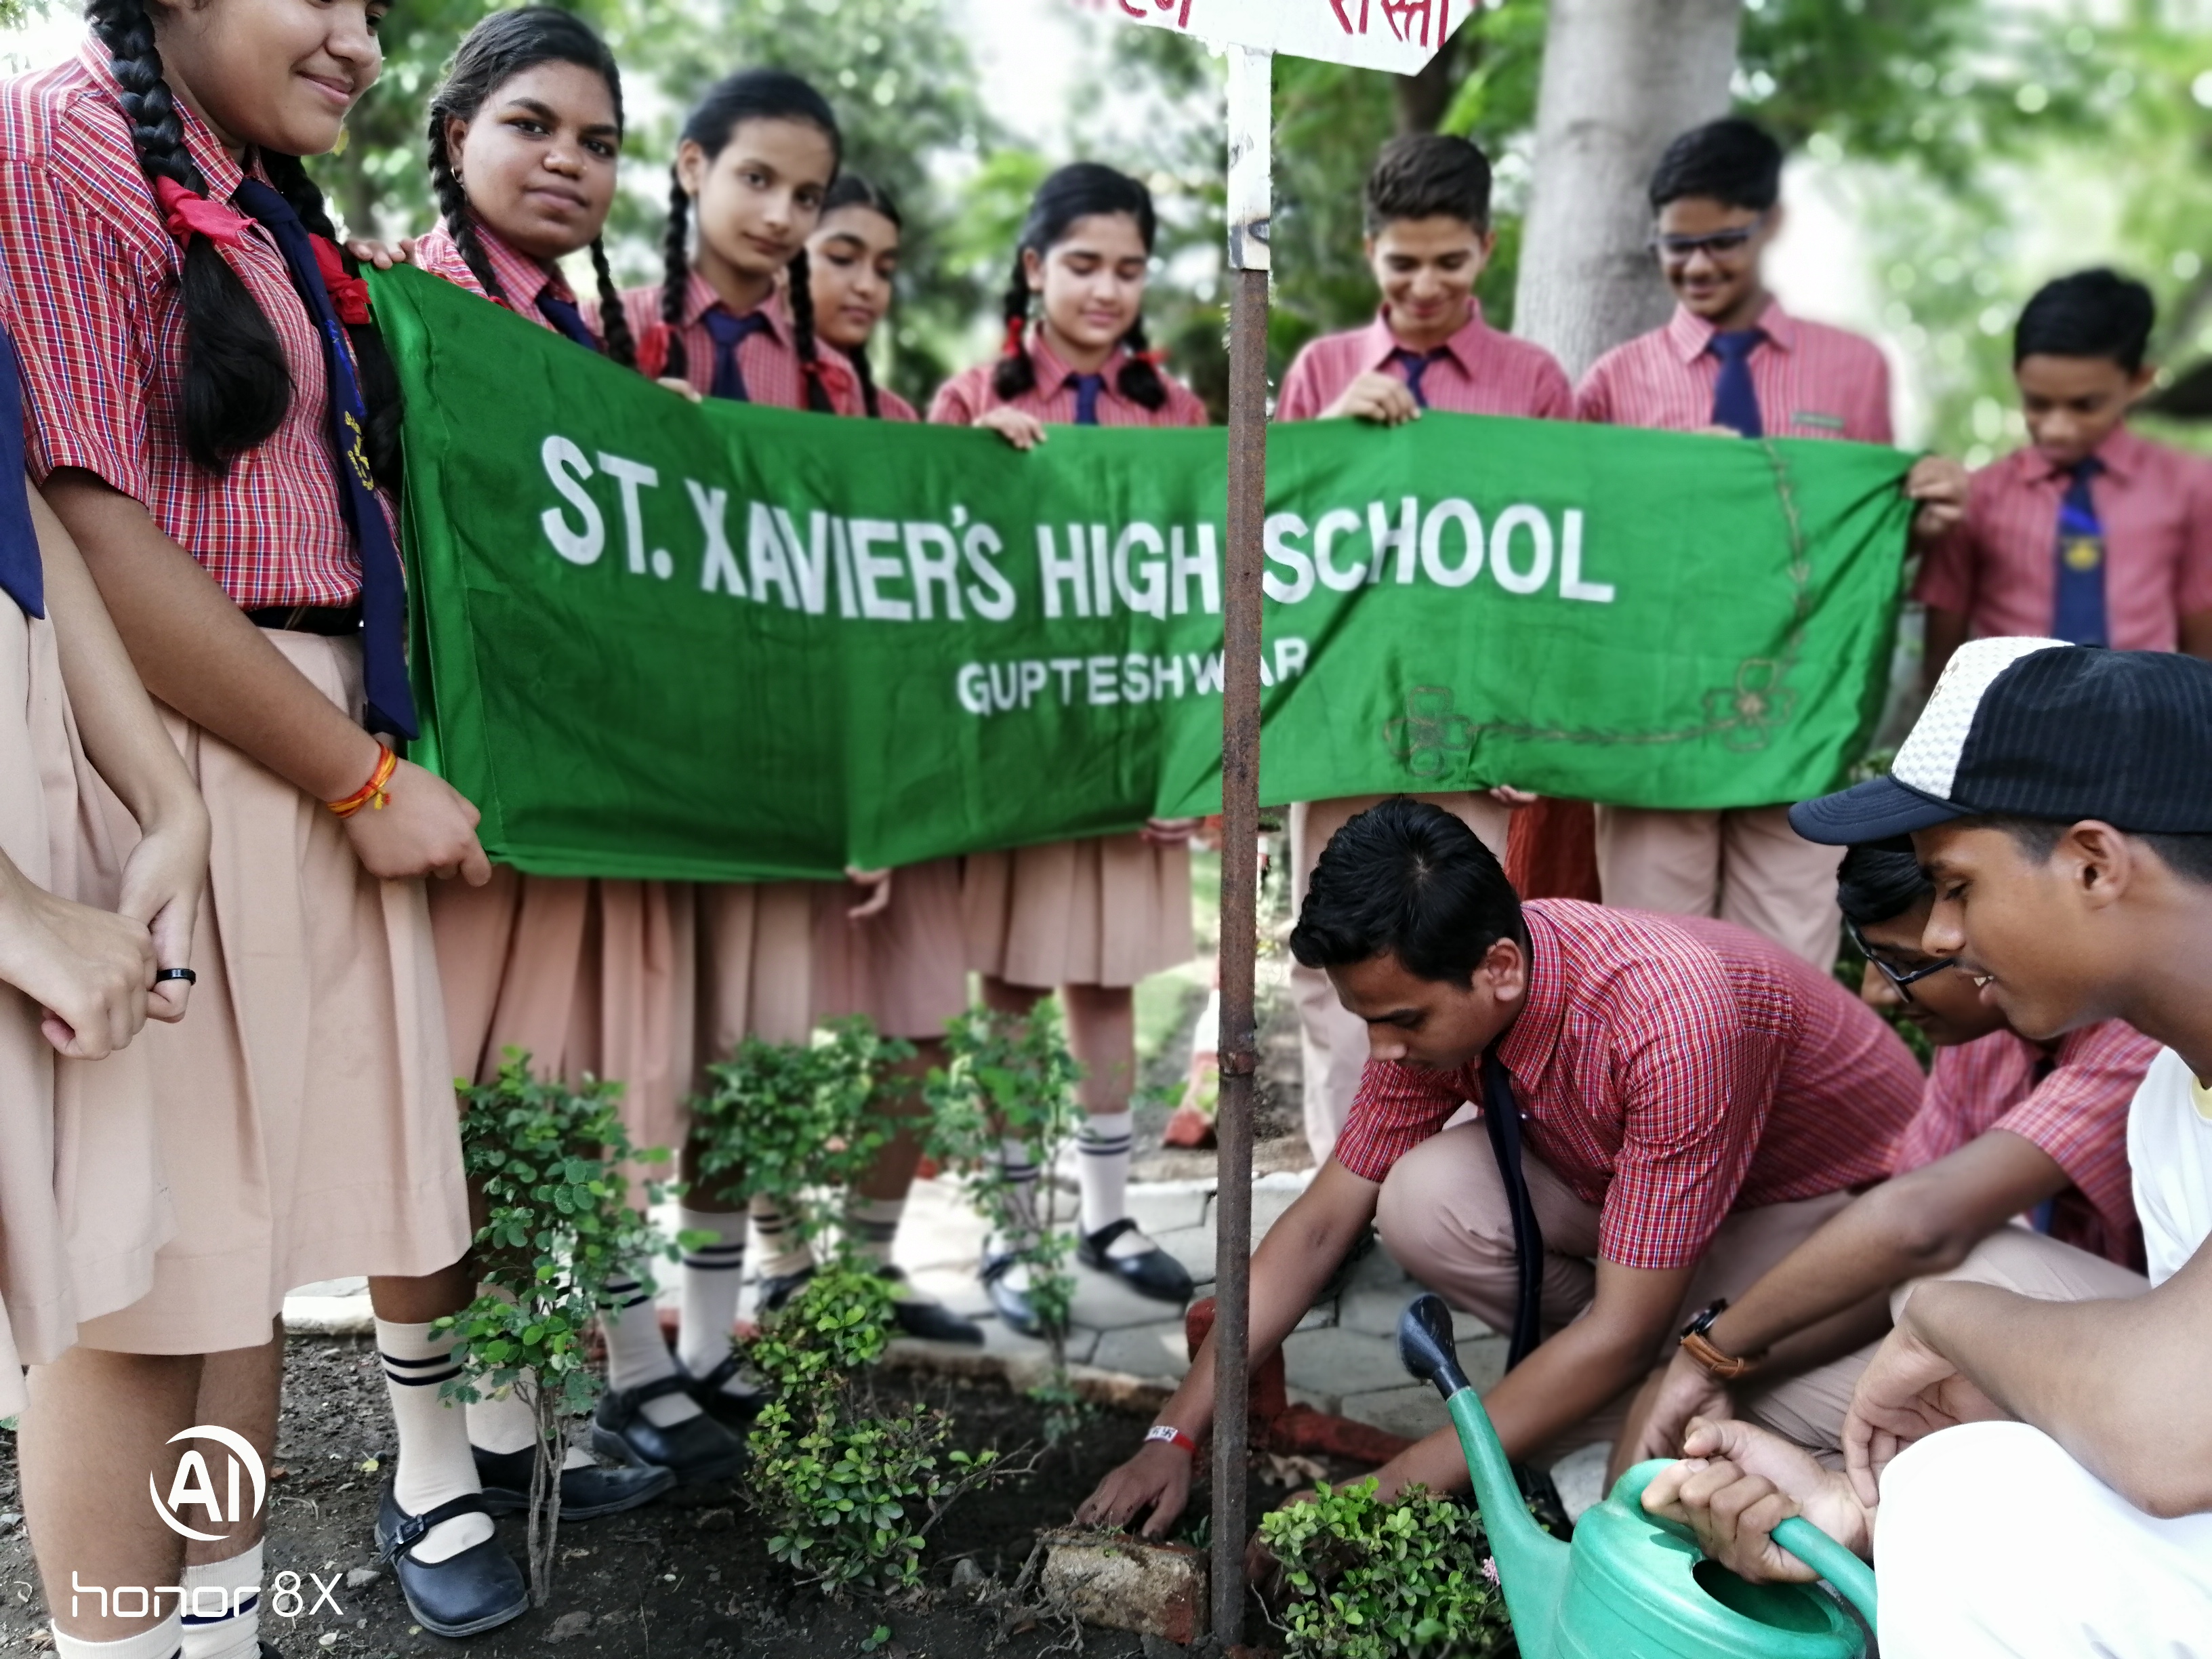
[1397,1294,1879,1659]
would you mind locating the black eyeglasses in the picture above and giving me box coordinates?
[1649,213,1769,264]
[1845,918,1958,1004]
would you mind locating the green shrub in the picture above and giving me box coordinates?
[1258,1479,1515,1659]
[439,1050,676,1601]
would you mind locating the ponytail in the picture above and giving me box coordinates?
[426,6,636,370]
[87,0,290,472]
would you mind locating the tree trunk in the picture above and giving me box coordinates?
[1511,0,1746,380]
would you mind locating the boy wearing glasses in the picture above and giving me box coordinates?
[1624,837,2153,1468]
[1575,118,1965,968]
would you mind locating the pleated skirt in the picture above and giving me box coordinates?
[962,834,1193,990]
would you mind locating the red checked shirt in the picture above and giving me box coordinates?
[412,218,588,335]
[1893,1021,2155,1269]
[872,385,919,423]
[1334,901,1924,1270]
[1275,303,1574,423]
[1575,300,1894,445]
[0,44,377,607]
[1912,426,2212,652]
[928,328,1210,429]
[599,272,865,415]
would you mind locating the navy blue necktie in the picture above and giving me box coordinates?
[1708,328,1765,438]
[536,291,600,353]
[0,325,43,619]
[2052,457,2110,647]
[1391,347,1446,410]
[232,178,416,739]
[1071,373,1107,427]
[1481,1048,1544,1370]
[701,309,769,403]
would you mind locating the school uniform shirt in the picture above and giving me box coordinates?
[1575,299,1894,445]
[2126,1047,2212,1286]
[1275,302,1573,422]
[0,44,379,606]
[412,218,596,338]
[928,328,1210,429]
[1912,427,2212,652]
[872,384,920,422]
[1332,901,1923,1271]
[1891,1021,2154,1270]
[605,271,865,415]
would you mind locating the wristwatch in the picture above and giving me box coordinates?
[1677,1299,1767,1382]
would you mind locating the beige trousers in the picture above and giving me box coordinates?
[1740,1225,2150,1458]
[1594,803,1843,967]
[1289,794,1510,1163]
[1373,1124,1856,1454]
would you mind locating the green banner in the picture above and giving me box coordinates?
[375,266,1912,883]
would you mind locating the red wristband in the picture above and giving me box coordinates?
[1145,1424,1199,1457]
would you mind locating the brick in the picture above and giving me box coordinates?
[1040,1530,1208,1645]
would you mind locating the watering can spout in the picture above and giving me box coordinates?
[1397,1295,1570,1659]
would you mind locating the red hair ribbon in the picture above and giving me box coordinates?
[1135,349,1168,368]
[804,356,856,402]
[152,176,251,251]
[310,236,371,326]
[1002,316,1029,358]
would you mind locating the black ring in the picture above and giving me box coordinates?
[154,968,197,985]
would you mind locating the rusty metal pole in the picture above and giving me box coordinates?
[1211,41,1271,1648]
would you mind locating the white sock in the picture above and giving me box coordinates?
[602,1277,701,1430]
[465,1380,594,1471]
[749,1196,815,1282]
[986,1140,1042,1294]
[376,1319,495,1565]
[52,1616,182,1659]
[1076,1110,1134,1237]
[676,1208,747,1385]
[178,1542,260,1659]
[844,1195,904,1271]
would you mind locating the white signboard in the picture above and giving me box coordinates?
[1095,0,1471,75]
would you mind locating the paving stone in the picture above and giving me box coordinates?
[1069,1264,1194,1332]
[1090,1322,1193,1382]
[1142,1223,1215,1285]
[1251,1170,1317,1244]
[1455,1334,1510,1393]
[901,1266,996,1319]
[1340,1383,1450,1441]
[1282,1326,1420,1399]
[1547,1439,1612,1521]
[1125,1180,1212,1236]
[1286,1385,1342,1416]
[1294,1300,1338,1332]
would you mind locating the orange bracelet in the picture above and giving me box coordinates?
[327,745,398,819]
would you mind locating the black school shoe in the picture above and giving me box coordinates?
[471,1441,674,1519]
[1078,1218,1195,1305]
[682,1353,774,1430]
[373,1487,529,1639]
[882,1266,985,1346]
[980,1252,1045,1338]
[592,1376,748,1486]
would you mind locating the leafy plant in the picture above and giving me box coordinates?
[925,1005,1086,1436]
[743,1265,1010,1595]
[691,1017,913,1250]
[1258,1479,1515,1659]
[438,1050,676,1602]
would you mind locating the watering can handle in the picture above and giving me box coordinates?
[1771,1515,1879,1630]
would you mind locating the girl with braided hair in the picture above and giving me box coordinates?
[0,0,521,1647]
[605,68,863,414]
[405,5,710,1516]
[804,172,915,420]
[928,163,1206,1335]
[409,7,636,368]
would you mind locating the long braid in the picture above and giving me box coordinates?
[1116,314,1169,412]
[846,338,882,418]
[659,169,693,382]
[86,0,291,472]
[785,248,834,414]
[260,150,405,491]
[588,240,638,371]
[426,125,503,303]
[990,251,1038,403]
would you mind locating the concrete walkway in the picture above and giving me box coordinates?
[283,1166,1612,1517]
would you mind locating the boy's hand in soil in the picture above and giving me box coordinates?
[1076,1438,1193,1538]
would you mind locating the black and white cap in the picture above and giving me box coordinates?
[1791,637,2212,844]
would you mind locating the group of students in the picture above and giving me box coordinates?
[3,0,2209,1654]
